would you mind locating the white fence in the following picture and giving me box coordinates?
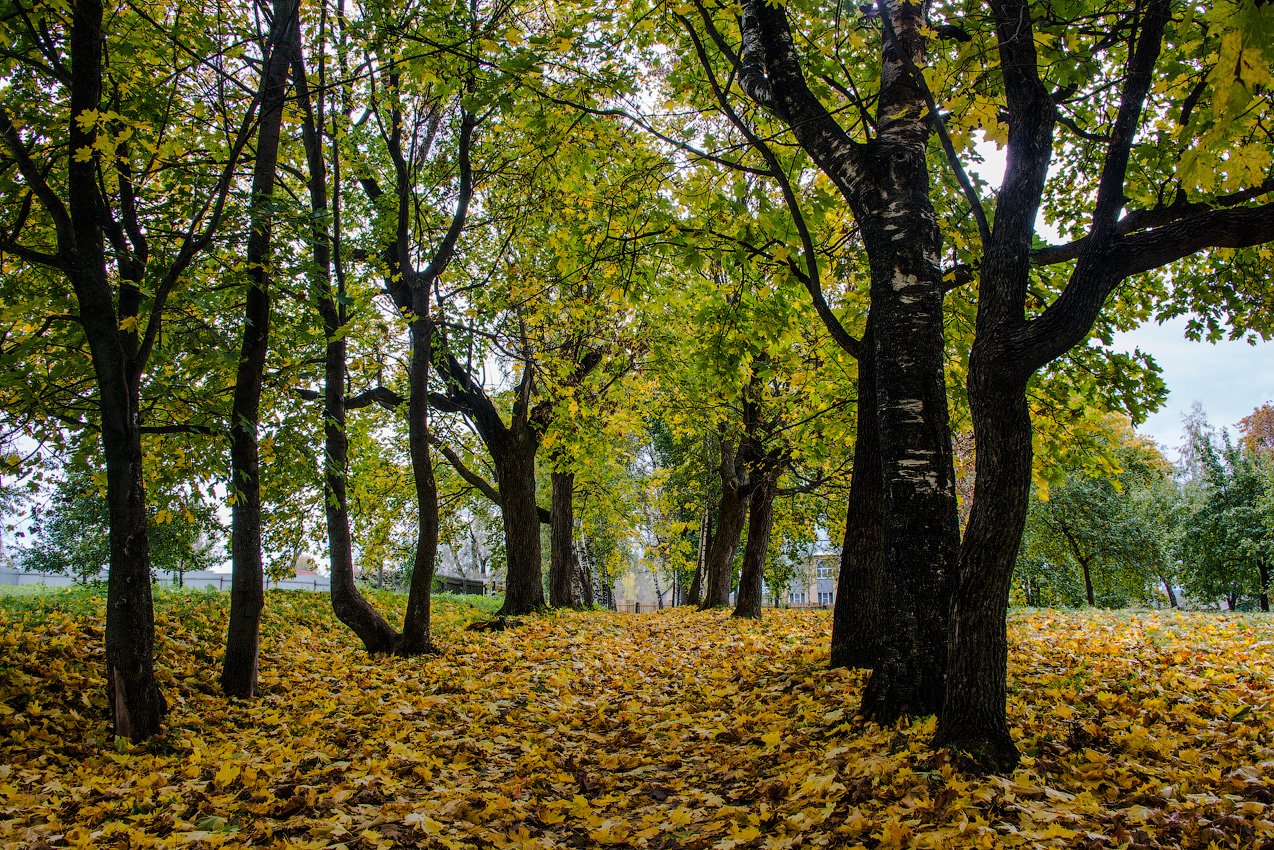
[0,568,331,593]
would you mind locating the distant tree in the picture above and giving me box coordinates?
[22,472,222,585]
[1179,412,1274,611]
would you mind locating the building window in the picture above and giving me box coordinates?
[788,591,807,605]
[817,591,834,606]
[816,562,834,579]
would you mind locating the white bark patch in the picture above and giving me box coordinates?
[892,269,919,291]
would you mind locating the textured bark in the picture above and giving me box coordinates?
[937,377,1031,771]
[830,320,883,669]
[396,316,439,656]
[291,34,399,655]
[738,0,960,720]
[223,0,296,698]
[69,0,165,739]
[700,452,749,609]
[732,471,777,619]
[497,439,546,615]
[550,471,584,608]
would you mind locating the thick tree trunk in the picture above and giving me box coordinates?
[549,471,583,608]
[733,471,777,619]
[497,439,545,615]
[857,190,961,722]
[830,321,884,668]
[700,475,748,609]
[292,35,399,655]
[397,317,439,655]
[936,374,1031,772]
[222,0,294,698]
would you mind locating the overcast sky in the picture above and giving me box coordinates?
[1114,319,1274,459]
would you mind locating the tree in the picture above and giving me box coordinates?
[1179,412,1274,611]
[0,0,258,738]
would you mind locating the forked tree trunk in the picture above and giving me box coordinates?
[732,471,777,619]
[497,439,546,615]
[830,321,884,669]
[397,316,439,655]
[222,0,296,698]
[292,33,398,655]
[64,0,166,739]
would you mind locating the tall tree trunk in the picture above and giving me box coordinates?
[733,470,777,619]
[1259,563,1270,612]
[1162,577,1178,609]
[549,470,582,608]
[1081,557,1095,607]
[397,316,439,655]
[497,438,545,615]
[830,320,884,669]
[291,32,399,654]
[64,0,166,739]
[700,473,748,609]
[857,201,961,723]
[936,375,1031,771]
[222,0,295,698]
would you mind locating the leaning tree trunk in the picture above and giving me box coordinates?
[496,437,546,615]
[732,470,778,619]
[397,315,440,655]
[936,371,1032,771]
[1081,557,1096,607]
[700,476,748,609]
[291,33,399,654]
[1162,578,1179,609]
[830,320,884,668]
[549,470,583,608]
[222,0,295,698]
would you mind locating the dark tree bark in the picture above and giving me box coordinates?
[291,32,400,655]
[736,0,961,719]
[1162,578,1179,609]
[1081,558,1096,607]
[732,469,778,619]
[493,434,545,614]
[550,470,584,608]
[700,441,751,609]
[830,320,884,669]
[222,0,298,698]
[396,313,440,656]
[1259,563,1270,613]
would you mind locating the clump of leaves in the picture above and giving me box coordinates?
[1,594,1271,848]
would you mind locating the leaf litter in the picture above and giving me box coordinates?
[1,593,1272,849]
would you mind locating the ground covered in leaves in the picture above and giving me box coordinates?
[1,590,1272,849]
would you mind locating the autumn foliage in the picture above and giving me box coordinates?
[1,591,1271,849]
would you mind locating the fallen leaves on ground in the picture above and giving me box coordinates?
[1,591,1272,849]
